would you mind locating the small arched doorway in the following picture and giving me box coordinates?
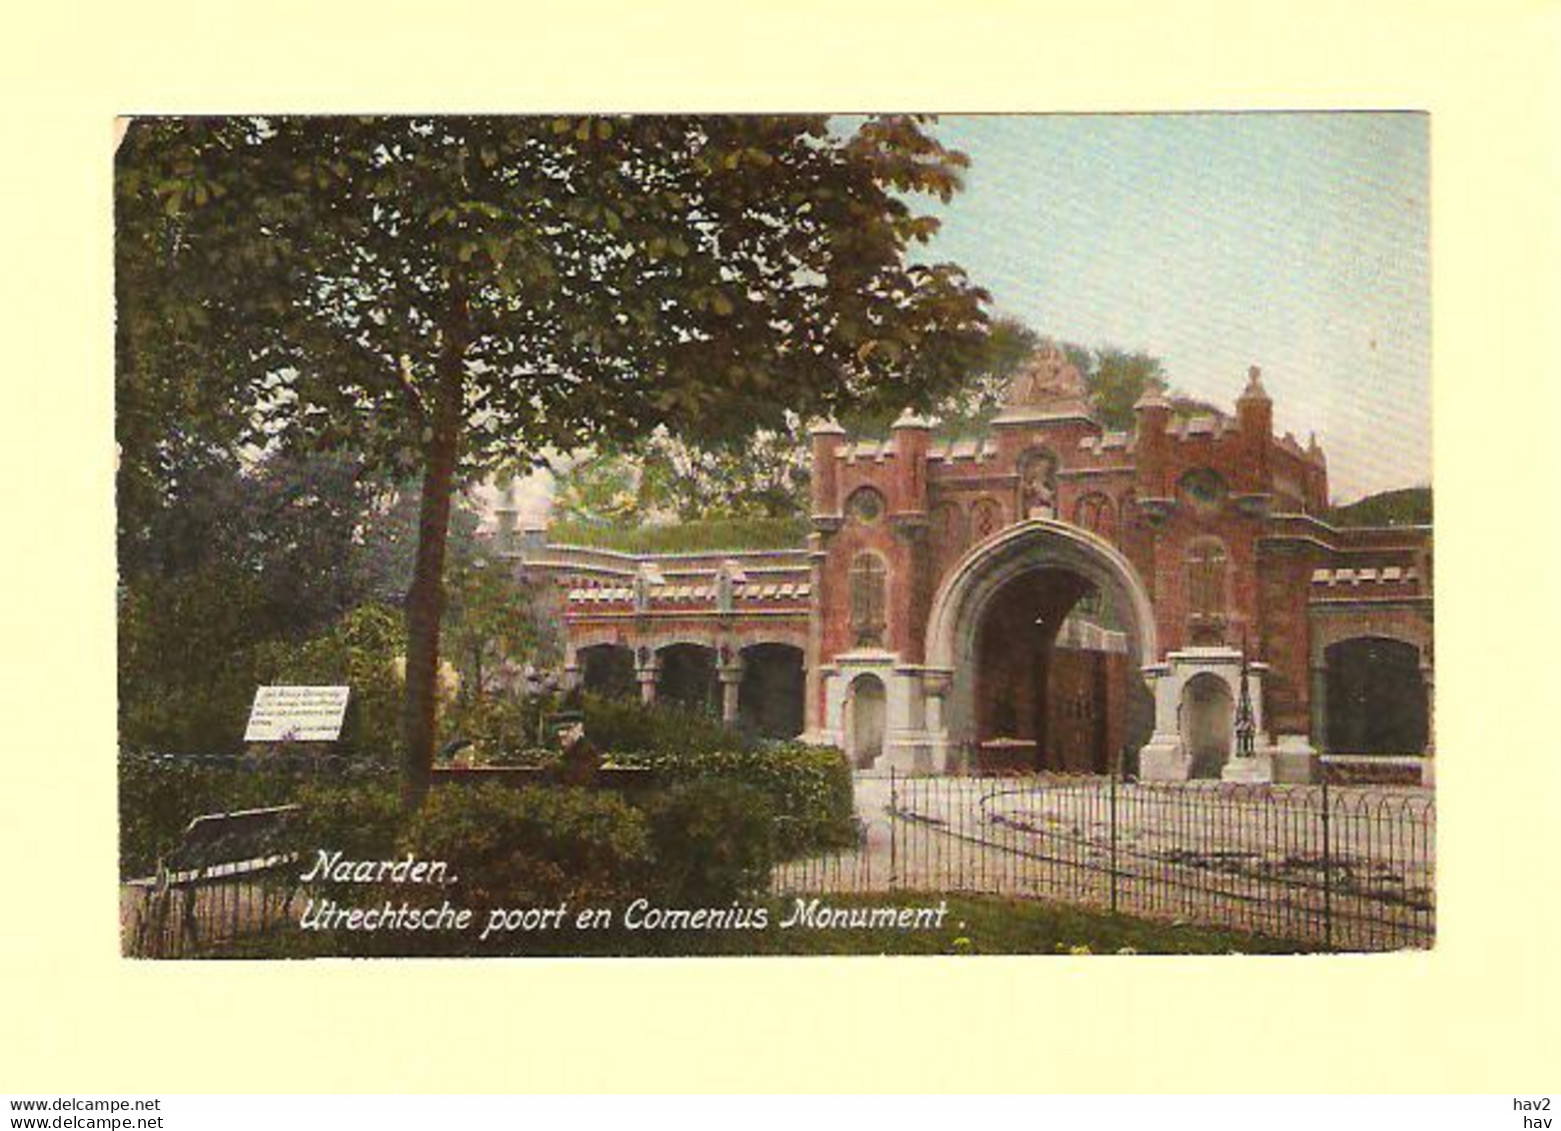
[845,674,887,770]
[1181,672,1234,779]
[1325,637,1428,753]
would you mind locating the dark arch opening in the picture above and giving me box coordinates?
[738,643,805,740]
[972,567,1127,773]
[1325,637,1428,754]
[657,643,719,716]
[579,643,635,701]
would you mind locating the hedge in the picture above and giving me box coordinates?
[614,743,855,858]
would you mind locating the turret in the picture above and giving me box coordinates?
[1237,365,1273,484]
[890,408,932,515]
[1133,378,1173,499]
[1237,365,1273,438]
[809,418,847,525]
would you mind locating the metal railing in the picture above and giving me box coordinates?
[772,769,1435,952]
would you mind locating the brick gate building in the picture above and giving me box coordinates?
[505,344,1433,783]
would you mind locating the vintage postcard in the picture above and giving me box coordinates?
[115,112,1433,960]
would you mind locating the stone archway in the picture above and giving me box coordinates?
[1181,671,1235,779]
[923,518,1159,771]
[845,673,887,770]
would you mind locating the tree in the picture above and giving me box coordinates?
[442,562,560,705]
[1086,347,1168,431]
[117,115,991,808]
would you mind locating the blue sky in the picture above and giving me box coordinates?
[917,114,1430,504]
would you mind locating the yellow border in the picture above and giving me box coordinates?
[2,0,1559,1093]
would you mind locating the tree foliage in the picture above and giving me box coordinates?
[117,114,992,806]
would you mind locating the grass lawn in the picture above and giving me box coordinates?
[215,893,1308,959]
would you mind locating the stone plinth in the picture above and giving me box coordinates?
[1270,735,1319,784]
[1221,753,1274,783]
[1139,737,1191,781]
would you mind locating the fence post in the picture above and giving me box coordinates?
[1109,760,1119,915]
[889,765,898,891]
[1321,773,1333,951]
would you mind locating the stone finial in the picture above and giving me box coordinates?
[891,407,934,430]
[1241,364,1270,401]
[808,417,847,437]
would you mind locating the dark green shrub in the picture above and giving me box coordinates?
[581,694,747,755]
[645,779,776,904]
[439,693,537,759]
[118,568,272,754]
[291,779,403,862]
[620,743,855,858]
[399,784,652,911]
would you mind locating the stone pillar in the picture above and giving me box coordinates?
[718,659,744,725]
[1138,663,1190,781]
[636,649,660,705]
[562,664,582,693]
[922,669,953,772]
[1309,662,1329,751]
[1420,661,1435,786]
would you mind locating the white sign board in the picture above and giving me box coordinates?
[244,685,350,743]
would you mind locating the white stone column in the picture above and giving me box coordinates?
[1138,663,1190,780]
[636,653,660,705]
[1420,661,1435,786]
[922,670,953,772]
[718,660,744,725]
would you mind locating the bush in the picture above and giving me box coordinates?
[581,694,747,756]
[118,755,300,879]
[290,779,404,862]
[118,568,272,754]
[254,604,406,762]
[439,693,551,761]
[622,743,855,858]
[645,780,776,904]
[399,784,652,911]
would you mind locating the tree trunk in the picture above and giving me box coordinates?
[399,293,469,812]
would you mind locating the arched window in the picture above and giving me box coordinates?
[1073,492,1117,540]
[1186,538,1228,645]
[848,552,888,648]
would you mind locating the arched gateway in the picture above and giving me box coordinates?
[922,519,1159,773]
[539,347,1428,783]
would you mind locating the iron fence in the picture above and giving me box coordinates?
[122,861,301,958]
[773,770,1435,952]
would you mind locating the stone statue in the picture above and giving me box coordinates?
[1022,451,1059,519]
[1003,340,1088,410]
